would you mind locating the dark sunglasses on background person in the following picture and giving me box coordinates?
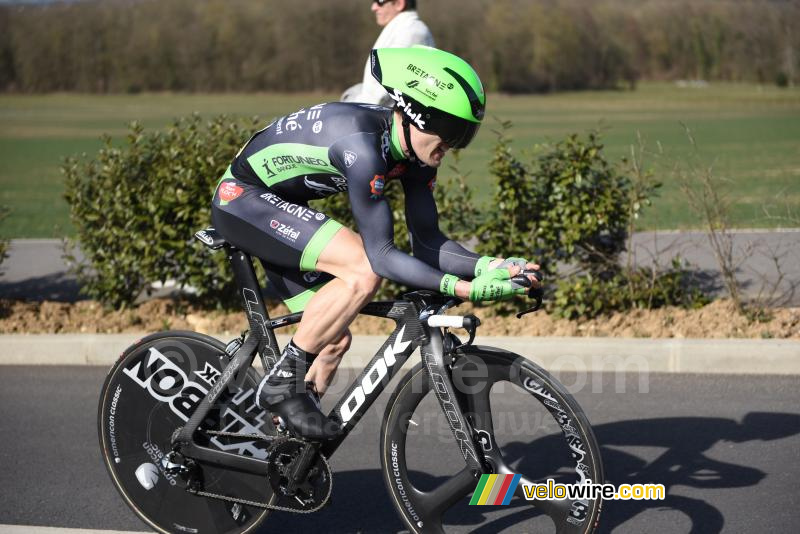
[373,0,395,6]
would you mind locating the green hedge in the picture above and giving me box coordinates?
[477,127,630,275]
[63,115,260,308]
[474,123,707,318]
[64,115,706,317]
[552,260,710,320]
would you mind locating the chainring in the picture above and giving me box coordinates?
[266,438,333,513]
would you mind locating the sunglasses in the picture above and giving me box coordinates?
[373,0,395,6]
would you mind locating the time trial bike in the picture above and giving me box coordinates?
[97,227,603,533]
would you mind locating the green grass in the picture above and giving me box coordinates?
[1,84,798,238]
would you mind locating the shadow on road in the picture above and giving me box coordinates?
[253,412,800,533]
[254,467,402,533]
[498,412,800,533]
[0,272,84,301]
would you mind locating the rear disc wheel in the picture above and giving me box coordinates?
[98,331,277,534]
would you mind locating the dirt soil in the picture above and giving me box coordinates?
[1,298,798,339]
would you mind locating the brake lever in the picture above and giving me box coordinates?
[462,314,480,345]
[512,269,545,319]
[516,288,544,318]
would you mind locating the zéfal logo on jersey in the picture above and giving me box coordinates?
[369,175,386,199]
[270,219,300,242]
[218,182,243,205]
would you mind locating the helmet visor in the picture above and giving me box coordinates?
[423,108,481,149]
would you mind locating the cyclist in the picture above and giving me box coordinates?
[211,46,540,439]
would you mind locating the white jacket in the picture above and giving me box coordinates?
[341,11,435,105]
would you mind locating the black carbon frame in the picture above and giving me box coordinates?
[172,246,485,477]
[172,248,278,475]
[320,301,424,458]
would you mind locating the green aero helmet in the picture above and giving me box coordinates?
[370,46,485,150]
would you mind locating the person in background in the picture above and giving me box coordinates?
[341,0,434,106]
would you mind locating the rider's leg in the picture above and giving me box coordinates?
[259,227,380,438]
[287,228,379,394]
[305,328,352,396]
[210,181,374,438]
[293,228,380,353]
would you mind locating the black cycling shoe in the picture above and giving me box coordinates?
[258,340,341,441]
[266,385,341,440]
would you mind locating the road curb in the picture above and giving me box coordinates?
[1,334,798,375]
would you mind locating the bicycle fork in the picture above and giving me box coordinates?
[420,326,487,477]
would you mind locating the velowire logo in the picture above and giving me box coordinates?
[470,474,521,505]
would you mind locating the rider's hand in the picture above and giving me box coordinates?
[468,269,528,302]
[488,257,543,289]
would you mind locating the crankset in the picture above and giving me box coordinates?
[267,438,333,513]
[165,433,332,514]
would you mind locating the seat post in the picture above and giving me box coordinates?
[226,245,282,370]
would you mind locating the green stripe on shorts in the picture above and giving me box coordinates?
[284,282,328,313]
[300,219,343,271]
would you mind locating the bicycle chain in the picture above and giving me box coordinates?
[188,435,333,515]
[204,430,284,441]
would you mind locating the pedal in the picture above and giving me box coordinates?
[162,451,189,475]
[272,415,286,432]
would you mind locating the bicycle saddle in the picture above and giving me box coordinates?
[194,227,228,250]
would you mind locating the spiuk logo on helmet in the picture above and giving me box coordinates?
[390,89,426,130]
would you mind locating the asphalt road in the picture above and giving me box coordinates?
[2,230,799,304]
[0,366,798,533]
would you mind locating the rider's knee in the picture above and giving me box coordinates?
[362,270,382,296]
[344,266,382,302]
